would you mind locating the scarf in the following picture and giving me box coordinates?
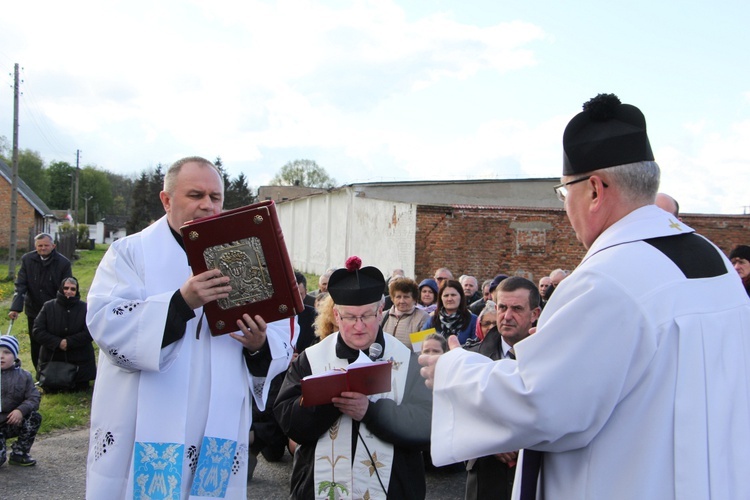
[438,309,465,336]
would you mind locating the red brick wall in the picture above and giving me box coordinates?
[681,214,750,256]
[0,179,42,251]
[415,205,750,284]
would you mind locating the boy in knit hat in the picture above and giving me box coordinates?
[0,335,42,466]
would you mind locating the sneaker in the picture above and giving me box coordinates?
[8,453,36,466]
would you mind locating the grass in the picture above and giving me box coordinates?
[1,245,321,435]
[1,245,107,434]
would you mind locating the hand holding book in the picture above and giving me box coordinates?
[301,360,392,407]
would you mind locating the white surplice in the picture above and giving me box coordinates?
[431,205,750,499]
[85,216,293,499]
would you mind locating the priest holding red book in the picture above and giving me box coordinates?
[274,257,432,499]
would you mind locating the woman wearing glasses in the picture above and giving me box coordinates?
[473,301,497,342]
[32,277,97,392]
[424,279,477,345]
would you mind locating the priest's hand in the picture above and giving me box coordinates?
[180,269,232,310]
[419,335,460,389]
[231,313,268,352]
[333,392,369,421]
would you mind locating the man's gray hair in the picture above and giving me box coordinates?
[163,156,222,195]
[460,275,478,286]
[600,161,660,205]
[34,233,53,242]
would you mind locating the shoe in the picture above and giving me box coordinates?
[247,452,258,482]
[8,453,36,466]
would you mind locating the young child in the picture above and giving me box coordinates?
[0,335,42,466]
[421,332,448,355]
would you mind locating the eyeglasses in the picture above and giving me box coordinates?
[338,313,379,326]
[435,277,449,282]
[553,176,608,202]
[480,321,497,328]
[63,286,77,291]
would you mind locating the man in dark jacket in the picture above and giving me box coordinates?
[9,233,72,376]
[462,276,540,500]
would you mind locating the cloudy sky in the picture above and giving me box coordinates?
[1,0,748,214]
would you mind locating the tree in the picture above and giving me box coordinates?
[0,135,9,161]
[214,156,231,192]
[78,166,114,224]
[270,159,336,188]
[127,172,152,234]
[18,149,48,200]
[46,161,75,210]
[225,172,255,209]
[106,171,135,217]
[146,164,165,222]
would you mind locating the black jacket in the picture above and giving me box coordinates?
[32,292,97,383]
[11,249,72,318]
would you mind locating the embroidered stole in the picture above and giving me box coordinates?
[129,218,249,499]
[306,333,411,500]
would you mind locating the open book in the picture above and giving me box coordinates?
[301,360,392,407]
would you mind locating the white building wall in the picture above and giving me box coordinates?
[276,187,418,277]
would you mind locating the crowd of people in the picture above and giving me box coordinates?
[2,92,750,499]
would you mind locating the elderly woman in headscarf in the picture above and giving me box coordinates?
[474,300,497,342]
[32,277,97,391]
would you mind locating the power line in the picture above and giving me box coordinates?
[17,66,72,157]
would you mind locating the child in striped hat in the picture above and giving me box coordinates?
[1,335,42,467]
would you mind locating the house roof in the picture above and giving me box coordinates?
[271,177,564,208]
[0,158,54,217]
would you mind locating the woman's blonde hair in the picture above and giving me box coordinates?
[313,293,337,340]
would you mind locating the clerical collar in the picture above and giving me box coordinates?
[169,225,186,251]
[335,330,386,363]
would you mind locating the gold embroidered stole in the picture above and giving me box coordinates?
[306,333,411,500]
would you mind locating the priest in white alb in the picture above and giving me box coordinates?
[85,156,294,499]
[420,94,750,499]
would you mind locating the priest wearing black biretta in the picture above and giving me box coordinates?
[421,92,750,500]
[274,256,432,499]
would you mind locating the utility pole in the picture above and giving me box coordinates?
[74,149,80,224]
[84,195,93,224]
[7,63,20,280]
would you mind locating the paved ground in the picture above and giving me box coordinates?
[0,427,466,499]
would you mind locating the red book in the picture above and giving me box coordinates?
[180,200,304,336]
[301,360,392,407]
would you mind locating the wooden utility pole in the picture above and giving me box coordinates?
[74,149,80,224]
[7,63,20,280]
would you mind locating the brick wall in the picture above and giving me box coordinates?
[0,179,42,251]
[681,214,750,256]
[415,205,750,284]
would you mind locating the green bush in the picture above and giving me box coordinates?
[76,224,91,249]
